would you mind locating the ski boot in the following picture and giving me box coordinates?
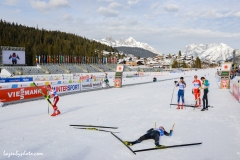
[57,110,61,115]
[155,145,166,148]
[123,141,133,146]
[51,111,58,116]
[176,103,181,109]
[181,103,184,109]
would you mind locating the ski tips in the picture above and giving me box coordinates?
[69,125,118,129]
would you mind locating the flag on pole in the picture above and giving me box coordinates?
[36,55,38,64]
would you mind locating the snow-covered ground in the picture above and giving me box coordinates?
[1,69,240,160]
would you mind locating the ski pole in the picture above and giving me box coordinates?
[47,89,49,114]
[170,82,176,108]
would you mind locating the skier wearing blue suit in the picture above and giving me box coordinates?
[9,52,20,64]
[175,77,186,109]
[124,126,172,148]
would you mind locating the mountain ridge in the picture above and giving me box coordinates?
[94,36,162,56]
[182,43,237,62]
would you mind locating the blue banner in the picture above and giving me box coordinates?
[0,77,33,83]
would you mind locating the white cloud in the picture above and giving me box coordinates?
[3,0,19,6]
[127,18,140,26]
[14,9,21,13]
[97,0,113,2]
[128,0,139,6]
[151,2,160,10]
[63,13,73,21]
[185,10,240,19]
[233,11,240,17]
[30,0,69,12]
[108,2,123,9]
[164,4,179,12]
[97,6,119,17]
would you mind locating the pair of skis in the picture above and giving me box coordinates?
[70,125,119,133]
[111,123,201,154]
[170,104,214,108]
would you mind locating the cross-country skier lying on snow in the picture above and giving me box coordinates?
[124,126,172,148]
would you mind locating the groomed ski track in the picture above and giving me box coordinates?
[0,69,240,160]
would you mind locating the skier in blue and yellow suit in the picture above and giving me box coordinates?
[124,126,172,148]
[175,77,186,109]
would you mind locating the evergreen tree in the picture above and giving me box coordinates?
[182,61,189,68]
[196,57,201,68]
[0,19,118,65]
[178,51,182,57]
[172,60,178,68]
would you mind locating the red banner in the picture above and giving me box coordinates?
[0,86,47,102]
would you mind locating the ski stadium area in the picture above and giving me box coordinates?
[0,66,240,160]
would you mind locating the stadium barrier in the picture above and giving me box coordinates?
[215,73,221,88]
[0,71,193,106]
[230,77,240,103]
[0,86,47,103]
[0,77,33,83]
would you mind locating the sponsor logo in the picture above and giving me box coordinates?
[82,83,92,88]
[22,78,32,82]
[92,82,102,88]
[34,77,40,81]
[19,84,29,87]
[68,84,80,91]
[7,88,41,100]
[53,84,80,92]
[1,85,11,89]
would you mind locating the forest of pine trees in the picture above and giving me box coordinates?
[0,19,119,65]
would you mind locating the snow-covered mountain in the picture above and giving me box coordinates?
[95,36,162,55]
[182,43,236,62]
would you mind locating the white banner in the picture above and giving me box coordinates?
[92,81,103,88]
[81,82,93,90]
[51,83,81,94]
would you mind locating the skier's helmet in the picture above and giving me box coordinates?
[159,126,165,131]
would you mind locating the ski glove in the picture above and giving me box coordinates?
[192,90,194,94]
[45,95,50,99]
[169,130,173,136]
[174,81,178,84]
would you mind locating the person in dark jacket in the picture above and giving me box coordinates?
[124,126,172,148]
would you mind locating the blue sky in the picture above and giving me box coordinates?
[0,0,240,54]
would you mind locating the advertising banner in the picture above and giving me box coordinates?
[239,82,240,103]
[221,63,232,71]
[92,81,102,89]
[0,84,13,90]
[220,80,229,89]
[233,84,239,101]
[116,65,124,72]
[51,83,81,94]
[114,78,122,88]
[81,82,93,90]
[0,86,46,102]
[2,50,26,65]
[0,77,33,83]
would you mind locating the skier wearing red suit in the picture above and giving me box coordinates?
[192,75,202,107]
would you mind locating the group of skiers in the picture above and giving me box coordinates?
[43,73,208,148]
[175,75,209,111]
